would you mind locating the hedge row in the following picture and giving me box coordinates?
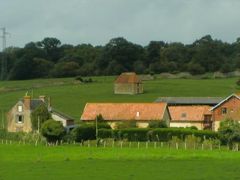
[98,128,218,142]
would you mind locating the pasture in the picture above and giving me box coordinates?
[0,76,238,121]
[0,144,240,179]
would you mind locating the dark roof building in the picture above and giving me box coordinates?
[155,97,223,105]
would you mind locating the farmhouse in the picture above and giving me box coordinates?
[7,95,74,133]
[114,72,143,95]
[155,94,240,131]
[169,105,212,130]
[211,94,240,131]
[80,103,170,128]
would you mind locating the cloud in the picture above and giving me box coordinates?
[0,0,240,49]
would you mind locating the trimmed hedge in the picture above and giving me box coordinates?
[70,125,96,142]
[98,128,218,142]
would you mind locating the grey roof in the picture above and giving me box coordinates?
[20,99,45,110]
[30,99,45,110]
[155,97,224,105]
[51,108,75,120]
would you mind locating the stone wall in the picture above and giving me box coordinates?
[114,83,143,94]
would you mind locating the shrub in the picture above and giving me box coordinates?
[41,120,65,142]
[148,121,167,128]
[218,119,240,145]
[75,76,83,82]
[98,128,218,142]
[236,79,240,86]
[114,121,137,129]
[70,124,96,142]
[98,129,112,139]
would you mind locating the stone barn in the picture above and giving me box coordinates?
[114,72,143,95]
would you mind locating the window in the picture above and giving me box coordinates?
[16,115,24,124]
[221,108,227,115]
[18,105,23,112]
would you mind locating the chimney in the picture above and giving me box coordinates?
[39,95,46,102]
[24,96,31,110]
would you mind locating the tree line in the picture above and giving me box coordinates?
[0,35,240,80]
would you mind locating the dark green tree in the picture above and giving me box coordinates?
[31,104,51,131]
[41,120,65,142]
[218,119,240,146]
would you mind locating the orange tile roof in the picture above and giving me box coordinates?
[115,72,141,84]
[81,103,167,121]
[169,105,212,122]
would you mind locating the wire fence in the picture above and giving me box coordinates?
[1,139,240,151]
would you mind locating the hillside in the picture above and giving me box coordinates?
[0,76,238,121]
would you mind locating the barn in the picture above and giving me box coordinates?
[114,72,143,95]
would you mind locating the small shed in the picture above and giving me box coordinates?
[114,72,143,95]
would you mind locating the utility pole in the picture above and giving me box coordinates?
[0,27,10,80]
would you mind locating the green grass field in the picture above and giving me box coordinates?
[0,77,240,179]
[0,76,238,120]
[1,144,240,180]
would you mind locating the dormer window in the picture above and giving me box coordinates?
[181,113,187,118]
[136,112,140,117]
[18,105,23,112]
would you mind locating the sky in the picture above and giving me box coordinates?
[0,0,240,49]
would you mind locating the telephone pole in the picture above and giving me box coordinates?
[0,27,9,80]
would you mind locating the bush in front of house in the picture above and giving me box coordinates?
[41,120,65,142]
[151,128,217,141]
[70,124,96,142]
[98,128,218,142]
[148,121,167,128]
[114,121,137,129]
[31,104,51,131]
[218,119,240,146]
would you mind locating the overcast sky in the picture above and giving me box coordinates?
[0,0,240,49]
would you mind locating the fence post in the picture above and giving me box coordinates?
[88,140,90,148]
[120,141,123,149]
[146,142,148,149]
[218,142,221,150]
[202,143,204,150]
[138,142,140,149]
[129,142,131,148]
[154,142,157,149]
[210,143,213,151]
[176,142,178,150]
[161,142,163,148]
[184,142,187,150]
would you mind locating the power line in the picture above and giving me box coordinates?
[0,27,10,80]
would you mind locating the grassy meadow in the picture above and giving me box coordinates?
[0,76,239,121]
[1,144,240,180]
[0,76,240,179]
